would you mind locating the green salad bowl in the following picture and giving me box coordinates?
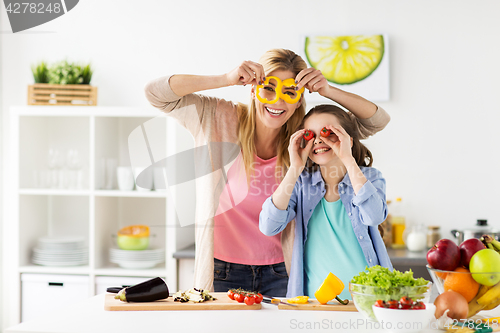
[349,282,432,321]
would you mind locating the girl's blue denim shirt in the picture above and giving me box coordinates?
[259,166,393,298]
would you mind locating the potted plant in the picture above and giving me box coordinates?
[28,60,97,106]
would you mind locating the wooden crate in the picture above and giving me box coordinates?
[28,83,98,106]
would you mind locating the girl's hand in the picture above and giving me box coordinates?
[225,61,266,86]
[322,125,355,164]
[289,129,314,172]
[295,68,330,96]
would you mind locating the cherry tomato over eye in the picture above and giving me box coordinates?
[227,290,235,300]
[234,293,245,303]
[254,293,263,304]
[303,130,314,141]
[320,127,331,137]
[412,301,426,310]
[244,295,255,306]
[374,300,386,308]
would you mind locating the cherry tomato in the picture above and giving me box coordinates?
[374,300,386,308]
[320,127,331,137]
[399,296,413,309]
[412,301,426,310]
[387,300,398,309]
[254,293,263,304]
[244,295,255,306]
[234,293,245,303]
[303,130,314,141]
[227,290,235,300]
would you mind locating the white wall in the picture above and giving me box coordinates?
[2,0,500,319]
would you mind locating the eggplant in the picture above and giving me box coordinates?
[114,277,169,302]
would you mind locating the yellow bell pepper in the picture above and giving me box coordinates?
[287,296,309,304]
[314,272,349,305]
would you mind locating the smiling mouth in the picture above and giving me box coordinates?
[265,106,285,116]
[314,147,331,154]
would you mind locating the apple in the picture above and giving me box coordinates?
[427,239,461,271]
[459,238,487,269]
[469,249,500,286]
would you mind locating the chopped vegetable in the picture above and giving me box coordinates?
[287,296,310,304]
[173,288,216,303]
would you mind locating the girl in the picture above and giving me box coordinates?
[259,104,393,299]
[145,49,390,296]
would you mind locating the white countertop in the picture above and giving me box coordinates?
[6,294,500,333]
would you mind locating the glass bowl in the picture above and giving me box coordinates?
[349,282,432,321]
[427,265,500,316]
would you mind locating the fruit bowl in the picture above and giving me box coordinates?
[117,225,150,251]
[372,303,436,333]
[427,265,500,316]
[349,282,432,321]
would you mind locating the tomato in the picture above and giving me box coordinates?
[387,300,398,309]
[399,296,413,309]
[320,127,331,137]
[244,295,255,306]
[374,300,386,308]
[412,301,426,310]
[303,130,314,141]
[234,293,245,303]
[227,290,235,300]
[254,293,263,304]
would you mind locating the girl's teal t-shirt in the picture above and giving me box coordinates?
[304,197,368,300]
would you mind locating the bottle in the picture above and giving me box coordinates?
[427,226,441,248]
[391,197,406,248]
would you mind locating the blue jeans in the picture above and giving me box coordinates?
[213,258,288,297]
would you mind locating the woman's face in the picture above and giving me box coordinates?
[304,113,342,166]
[252,69,301,130]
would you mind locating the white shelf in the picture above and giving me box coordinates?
[19,265,91,275]
[94,190,167,198]
[19,189,91,196]
[4,106,195,329]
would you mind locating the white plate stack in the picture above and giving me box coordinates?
[32,237,88,266]
[109,248,165,269]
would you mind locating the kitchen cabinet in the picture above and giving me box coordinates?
[3,106,195,328]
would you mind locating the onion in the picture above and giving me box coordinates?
[434,291,468,320]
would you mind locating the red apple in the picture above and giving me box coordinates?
[459,238,487,269]
[427,239,461,271]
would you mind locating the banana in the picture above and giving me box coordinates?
[468,284,492,317]
[483,297,500,310]
[478,282,500,305]
[481,234,500,253]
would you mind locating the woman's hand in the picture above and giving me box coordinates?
[225,61,266,86]
[322,125,355,165]
[295,68,330,96]
[289,129,314,172]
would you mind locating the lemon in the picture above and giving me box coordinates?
[305,35,385,85]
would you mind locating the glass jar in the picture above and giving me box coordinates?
[406,224,427,252]
[427,226,441,248]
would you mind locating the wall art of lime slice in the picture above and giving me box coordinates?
[305,35,385,85]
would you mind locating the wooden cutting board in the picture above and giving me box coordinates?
[278,298,358,311]
[104,292,261,311]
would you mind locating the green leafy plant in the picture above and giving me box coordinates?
[32,60,94,85]
[31,61,49,83]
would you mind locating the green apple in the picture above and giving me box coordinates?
[469,249,500,286]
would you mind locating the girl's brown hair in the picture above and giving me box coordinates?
[301,104,373,169]
[236,49,307,181]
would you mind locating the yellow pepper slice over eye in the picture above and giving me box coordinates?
[255,76,305,105]
[314,272,349,305]
[287,296,310,304]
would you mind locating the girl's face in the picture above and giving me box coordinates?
[304,113,342,166]
[252,69,302,130]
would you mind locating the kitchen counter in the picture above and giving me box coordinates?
[5,293,478,333]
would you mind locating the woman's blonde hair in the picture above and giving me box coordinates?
[236,49,307,181]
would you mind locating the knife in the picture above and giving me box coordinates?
[262,295,297,307]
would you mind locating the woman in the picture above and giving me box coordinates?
[144,48,390,296]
